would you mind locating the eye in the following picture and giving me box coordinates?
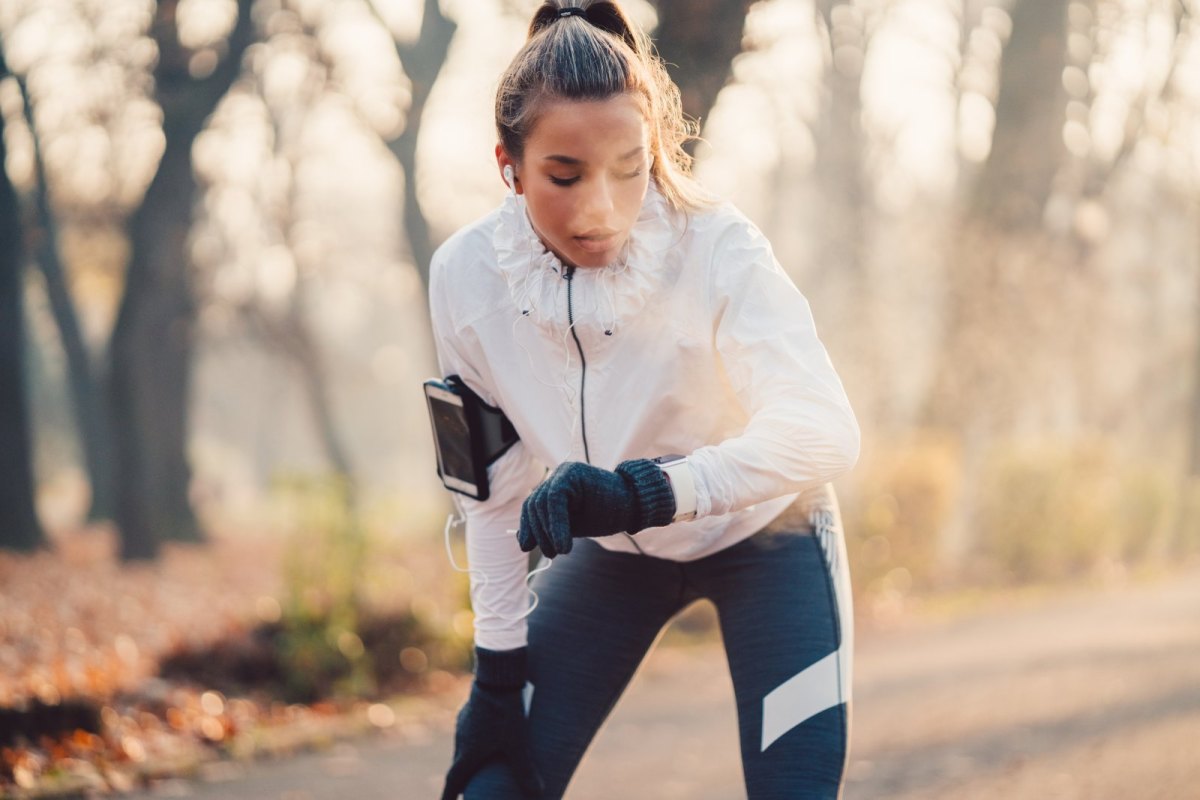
[550,176,581,187]
[622,168,645,180]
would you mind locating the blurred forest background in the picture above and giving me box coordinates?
[1,0,1200,789]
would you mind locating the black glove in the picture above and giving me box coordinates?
[516,459,676,558]
[441,646,543,800]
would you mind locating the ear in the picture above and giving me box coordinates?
[495,144,522,195]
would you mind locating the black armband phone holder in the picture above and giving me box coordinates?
[423,375,520,501]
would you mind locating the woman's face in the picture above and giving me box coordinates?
[498,93,651,269]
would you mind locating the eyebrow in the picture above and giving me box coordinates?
[543,146,644,166]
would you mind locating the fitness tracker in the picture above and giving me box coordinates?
[651,454,698,522]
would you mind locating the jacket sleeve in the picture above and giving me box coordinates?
[686,220,861,518]
[429,252,546,651]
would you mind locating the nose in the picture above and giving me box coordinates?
[579,174,616,224]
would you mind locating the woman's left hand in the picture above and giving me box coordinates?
[517,460,676,558]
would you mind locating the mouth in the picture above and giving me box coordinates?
[573,233,619,254]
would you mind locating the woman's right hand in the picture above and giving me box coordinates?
[440,647,544,800]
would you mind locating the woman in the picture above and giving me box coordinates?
[430,3,860,797]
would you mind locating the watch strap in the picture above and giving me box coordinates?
[651,454,698,522]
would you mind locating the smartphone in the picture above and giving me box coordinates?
[424,379,489,500]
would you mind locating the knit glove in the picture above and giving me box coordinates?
[440,646,543,800]
[516,459,676,558]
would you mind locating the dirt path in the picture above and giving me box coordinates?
[135,567,1200,799]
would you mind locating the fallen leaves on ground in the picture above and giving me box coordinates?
[0,524,469,797]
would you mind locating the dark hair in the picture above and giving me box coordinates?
[495,0,710,211]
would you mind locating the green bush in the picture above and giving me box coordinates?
[975,440,1178,583]
[840,434,960,598]
[1170,476,1200,558]
[272,474,373,701]
[838,435,1198,607]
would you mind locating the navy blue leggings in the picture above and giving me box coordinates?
[465,490,853,799]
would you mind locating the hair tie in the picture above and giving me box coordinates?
[557,7,587,19]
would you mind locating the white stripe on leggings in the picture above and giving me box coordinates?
[760,647,845,752]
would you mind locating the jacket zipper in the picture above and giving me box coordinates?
[563,265,591,464]
[564,265,647,555]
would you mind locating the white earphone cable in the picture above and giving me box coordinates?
[443,505,551,624]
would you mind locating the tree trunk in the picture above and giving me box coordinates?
[922,0,1071,430]
[912,0,1071,571]
[969,0,1071,231]
[292,329,354,482]
[651,0,757,153]
[812,1,873,414]
[109,0,255,559]
[0,68,46,552]
[16,77,116,522]
[1190,199,1200,478]
[242,299,356,485]
[382,0,456,289]
[111,134,202,557]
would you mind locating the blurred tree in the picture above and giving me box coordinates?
[250,22,355,485]
[242,292,355,483]
[651,0,757,152]
[0,49,47,552]
[969,0,1071,231]
[811,1,876,416]
[812,0,869,278]
[366,0,456,289]
[1070,2,1194,461]
[924,0,1072,433]
[187,0,450,496]
[14,74,117,522]
[110,0,256,559]
[1192,241,1200,477]
[875,0,1072,568]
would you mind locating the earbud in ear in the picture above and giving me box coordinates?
[503,165,516,192]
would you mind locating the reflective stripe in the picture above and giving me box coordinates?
[761,647,846,751]
[761,488,852,753]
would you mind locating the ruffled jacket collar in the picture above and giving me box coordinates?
[492,180,683,338]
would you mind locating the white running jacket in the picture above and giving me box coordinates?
[428,182,860,651]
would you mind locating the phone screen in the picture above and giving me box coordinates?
[428,395,475,487]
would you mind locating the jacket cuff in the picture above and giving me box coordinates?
[474,646,527,690]
[615,459,677,532]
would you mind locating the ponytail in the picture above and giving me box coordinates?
[496,1,711,212]
[528,2,641,53]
